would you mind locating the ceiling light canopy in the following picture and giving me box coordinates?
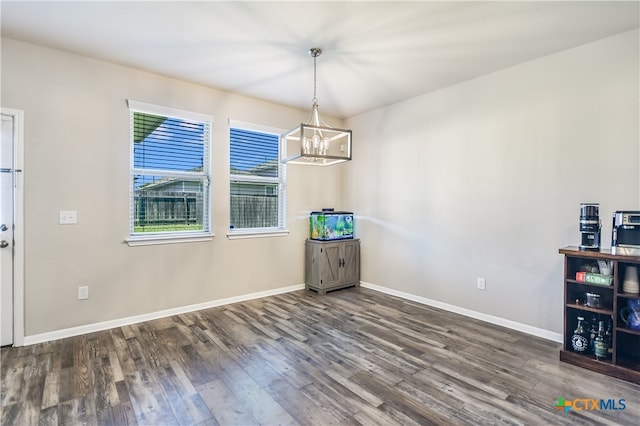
[280,48,352,166]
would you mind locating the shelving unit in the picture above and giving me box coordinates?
[559,246,640,384]
[305,239,360,295]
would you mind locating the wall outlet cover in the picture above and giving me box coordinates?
[78,286,89,300]
[477,277,486,290]
[59,210,77,224]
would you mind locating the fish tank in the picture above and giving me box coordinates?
[310,210,354,240]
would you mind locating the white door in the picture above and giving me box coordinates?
[1,113,15,346]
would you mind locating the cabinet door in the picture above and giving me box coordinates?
[319,244,342,287]
[305,242,315,285]
[341,240,360,285]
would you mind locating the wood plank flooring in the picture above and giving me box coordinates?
[2,287,640,425]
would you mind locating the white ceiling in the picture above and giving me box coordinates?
[2,1,639,119]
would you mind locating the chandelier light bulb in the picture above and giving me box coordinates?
[303,136,311,154]
[322,137,330,155]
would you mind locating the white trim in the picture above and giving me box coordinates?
[360,281,563,343]
[1,109,25,347]
[131,169,207,179]
[227,229,289,240]
[127,100,213,124]
[128,100,213,240]
[230,174,280,184]
[23,283,306,346]
[228,119,283,136]
[228,120,287,233]
[126,233,214,247]
[19,279,563,346]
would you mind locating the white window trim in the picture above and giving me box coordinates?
[226,229,289,240]
[126,233,214,247]
[228,119,288,239]
[126,100,213,245]
[127,100,212,123]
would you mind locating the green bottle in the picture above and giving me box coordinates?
[605,320,613,355]
[594,321,608,360]
[588,316,597,354]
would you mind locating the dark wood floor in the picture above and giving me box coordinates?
[2,287,639,425]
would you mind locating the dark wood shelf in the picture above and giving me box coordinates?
[616,326,640,337]
[560,349,612,365]
[617,292,640,299]
[560,350,640,384]
[566,303,613,316]
[560,246,640,262]
[566,279,614,289]
[560,246,640,385]
[616,357,640,372]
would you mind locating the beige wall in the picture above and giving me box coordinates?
[344,29,640,333]
[1,38,346,336]
[3,29,639,339]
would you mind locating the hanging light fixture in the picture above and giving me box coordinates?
[280,48,352,166]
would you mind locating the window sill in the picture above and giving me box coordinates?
[226,229,289,240]
[126,233,214,247]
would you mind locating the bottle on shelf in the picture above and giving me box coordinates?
[571,316,590,354]
[594,320,608,360]
[589,315,598,354]
[605,319,613,355]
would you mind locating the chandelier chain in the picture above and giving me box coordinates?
[313,53,317,104]
[309,47,322,105]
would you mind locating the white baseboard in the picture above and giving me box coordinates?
[360,281,563,343]
[23,284,306,346]
[22,281,562,346]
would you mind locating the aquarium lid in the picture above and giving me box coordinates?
[311,211,353,215]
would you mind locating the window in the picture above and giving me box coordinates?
[128,101,212,243]
[229,120,286,237]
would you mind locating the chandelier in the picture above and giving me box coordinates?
[280,48,352,166]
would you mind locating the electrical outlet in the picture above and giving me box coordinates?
[78,286,89,300]
[59,210,77,224]
[477,277,486,290]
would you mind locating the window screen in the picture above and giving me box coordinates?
[129,101,211,236]
[229,126,285,231]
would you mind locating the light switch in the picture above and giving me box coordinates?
[59,210,77,224]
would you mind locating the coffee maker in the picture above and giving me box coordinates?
[579,203,601,251]
[611,211,640,256]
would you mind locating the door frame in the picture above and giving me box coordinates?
[2,108,24,346]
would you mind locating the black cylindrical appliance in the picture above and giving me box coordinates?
[579,203,601,251]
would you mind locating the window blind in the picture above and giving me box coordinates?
[230,128,278,178]
[129,103,211,236]
[134,113,207,173]
[229,126,285,231]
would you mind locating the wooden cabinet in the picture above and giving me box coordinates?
[305,239,360,295]
[559,246,640,384]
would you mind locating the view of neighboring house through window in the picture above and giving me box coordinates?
[229,122,286,233]
[128,101,212,237]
